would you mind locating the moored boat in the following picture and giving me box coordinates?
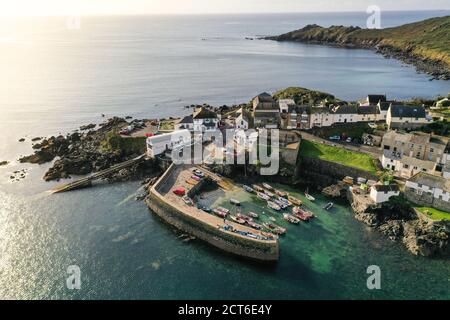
[292,206,314,222]
[237,213,253,222]
[305,192,315,201]
[263,222,286,235]
[323,202,334,211]
[230,215,246,225]
[257,192,270,201]
[217,207,230,214]
[262,183,274,191]
[274,199,288,209]
[213,209,228,218]
[252,184,264,192]
[243,185,254,193]
[267,201,281,211]
[247,221,263,230]
[288,195,302,206]
[275,189,288,198]
[283,213,300,224]
[264,190,275,198]
[248,212,259,219]
[230,198,241,206]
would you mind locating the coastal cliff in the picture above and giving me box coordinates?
[265,16,450,80]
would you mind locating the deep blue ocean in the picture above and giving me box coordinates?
[0,11,449,299]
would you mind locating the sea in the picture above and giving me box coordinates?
[0,11,449,299]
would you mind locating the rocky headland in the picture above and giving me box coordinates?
[265,16,450,80]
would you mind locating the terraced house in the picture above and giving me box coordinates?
[405,173,450,213]
[253,92,280,129]
[381,131,450,178]
[386,104,431,130]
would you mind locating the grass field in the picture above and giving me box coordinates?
[299,140,378,174]
[416,207,450,221]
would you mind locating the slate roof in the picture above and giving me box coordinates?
[389,105,426,118]
[254,92,274,103]
[193,107,218,119]
[178,115,193,124]
[358,105,380,115]
[367,94,387,104]
[373,184,400,192]
[408,172,450,191]
[333,105,358,114]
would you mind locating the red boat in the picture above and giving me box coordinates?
[173,187,186,196]
[292,206,314,222]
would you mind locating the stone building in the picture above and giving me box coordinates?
[405,172,450,212]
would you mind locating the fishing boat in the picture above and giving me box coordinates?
[216,207,230,214]
[278,196,290,206]
[213,209,228,218]
[248,212,259,219]
[230,198,241,206]
[252,184,264,192]
[230,215,246,225]
[267,201,281,211]
[237,213,253,222]
[262,183,274,191]
[288,195,302,206]
[283,214,300,224]
[275,189,288,198]
[247,221,263,230]
[243,185,254,193]
[292,206,314,222]
[264,190,275,198]
[305,188,316,201]
[323,202,334,211]
[257,192,270,201]
[263,222,286,235]
[274,199,288,209]
[261,231,278,240]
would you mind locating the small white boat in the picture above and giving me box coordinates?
[243,185,254,193]
[323,202,334,211]
[267,201,281,211]
[248,212,259,219]
[262,183,274,191]
[283,214,300,224]
[230,198,241,206]
[257,192,270,201]
[305,188,315,201]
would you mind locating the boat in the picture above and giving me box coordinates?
[262,183,274,191]
[252,184,264,192]
[263,222,286,235]
[261,231,278,240]
[288,195,302,206]
[230,215,246,225]
[274,199,288,209]
[292,206,314,222]
[283,214,300,224]
[247,221,263,230]
[269,216,277,222]
[182,196,194,206]
[257,192,270,201]
[216,207,230,214]
[278,196,290,206]
[230,198,241,206]
[237,213,253,222]
[267,201,281,211]
[275,189,288,198]
[213,209,227,218]
[305,188,315,201]
[323,202,334,211]
[264,190,275,198]
[243,185,254,193]
[248,212,259,219]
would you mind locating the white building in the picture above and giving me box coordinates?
[193,107,219,133]
[386,105,431,130]
[359,94,387,107]
[235,108,252,130]
[405,172,450,208]
[175,115,194,131]
[279,99,295,114]
[146,130,191,158]
[370,184,400,203]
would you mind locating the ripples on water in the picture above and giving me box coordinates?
[0,11,449,299]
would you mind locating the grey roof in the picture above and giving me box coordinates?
[288,105,311,113]
[254,111,280,118]
[408,172,450,191]
[373,184,399,192]
[368,94,387,104]
[179,115,193,124]
[333,105,358,114]
[389,105,426,118]
[254,92,274,103]
[193,107,218,119]
[378,101,392,111]
[444,161,450,173]
[358,105,380,115]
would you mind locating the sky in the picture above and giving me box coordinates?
[0,0,449,16]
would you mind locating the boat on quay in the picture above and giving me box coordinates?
[248,212,259,219]
[247,221,263,230]
[262,183,274,191]
[243,185,254,193]
[213,208,228,218]
[288,195,302,206]
[323,202,334,211]
[257,192,270,201]
[230,198,241,206]
[283,213,300,224]
[263,222,287,235]
[252,184,264,192]
[217,207,230,214]
[267,201,281,211]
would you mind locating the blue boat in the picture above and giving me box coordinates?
[243,185,254,193]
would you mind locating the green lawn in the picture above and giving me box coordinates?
[416,207,450,221]
[299,140,378,174]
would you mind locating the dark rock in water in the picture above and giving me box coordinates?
[31,137,42,142]
[322,182,347,198]
[80,124,96,131]
[125,116,133,119]
[44,157,93,181]
[19,138,25,142]
[0,161,8,166]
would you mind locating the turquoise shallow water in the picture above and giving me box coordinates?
[0,179,448,299]
[0,11,449,299]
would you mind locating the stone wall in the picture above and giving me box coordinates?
[297,156,378,189]
[404,186,450,212]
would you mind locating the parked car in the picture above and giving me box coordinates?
[194,170,205,178]
[346,137,352,143]
[329,135,340,141]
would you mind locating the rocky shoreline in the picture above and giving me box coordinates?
[19,117,159,182]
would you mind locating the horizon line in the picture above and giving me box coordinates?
[1,8,449,18]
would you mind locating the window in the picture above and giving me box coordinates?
[403,164,409,169]
[430,148,434,153]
